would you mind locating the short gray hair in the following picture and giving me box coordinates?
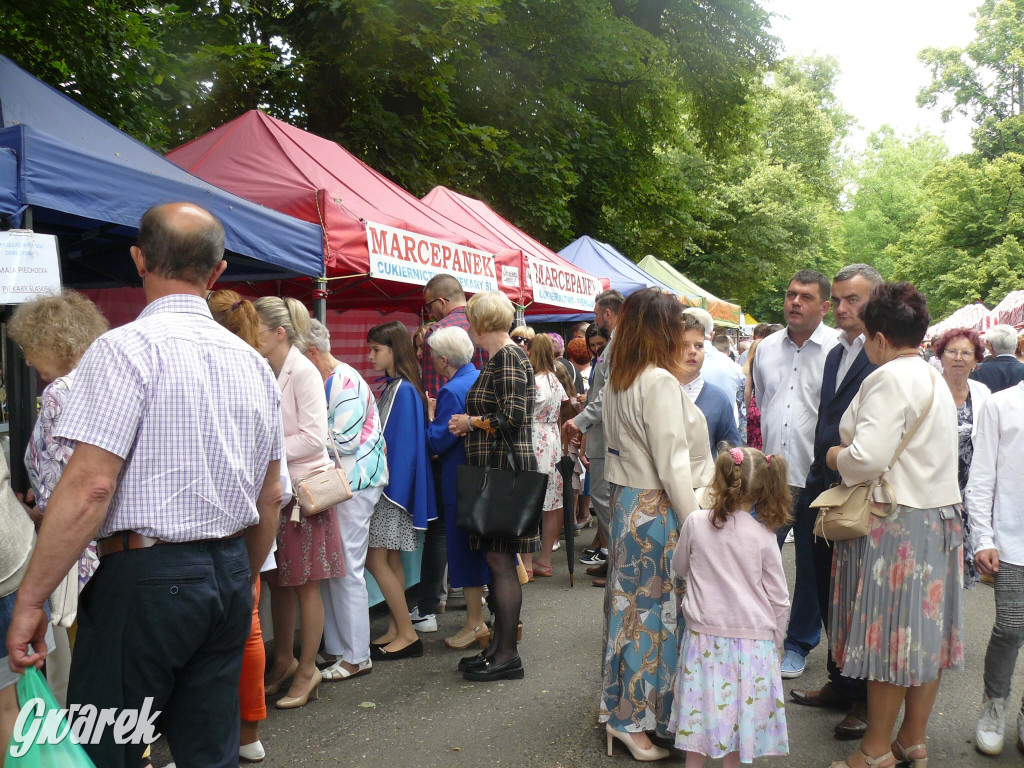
[986,324,1019,355]
[306,318,331,353]
[427,326,474,368]
[833,263,883,286]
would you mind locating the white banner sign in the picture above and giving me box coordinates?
[0,231,61,304]
[526,255,602,311]
[366,221,497,294]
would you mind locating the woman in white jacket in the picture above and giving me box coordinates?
[598,288,713,762]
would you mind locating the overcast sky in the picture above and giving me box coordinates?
[767,0,981,156]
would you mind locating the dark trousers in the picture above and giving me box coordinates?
[809,490,868,703]
[776,486,822,656]
[69,535,253,768]
[417,459,447,615]
[417,512,448,614]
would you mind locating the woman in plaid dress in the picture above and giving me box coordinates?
[449,290,536,682]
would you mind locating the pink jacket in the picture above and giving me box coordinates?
[278,344,331,482]
[672,509,790,647]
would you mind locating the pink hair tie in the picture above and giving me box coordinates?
[729,447,744,465]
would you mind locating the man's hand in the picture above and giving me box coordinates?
[7,596,49,672]
[562,418,581,440]
[975,548,1000,576]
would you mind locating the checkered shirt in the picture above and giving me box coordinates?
[53,294,283,542]
[421,307,489,397]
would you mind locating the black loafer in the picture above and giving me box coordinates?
[462,655,524,681]
[458,652,489,672]
[370,639,423,661]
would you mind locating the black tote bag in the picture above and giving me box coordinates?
[456,429,548,540]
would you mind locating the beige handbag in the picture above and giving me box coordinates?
[811,374,935,542]
[292,431,352,521]
[48,565,78,628]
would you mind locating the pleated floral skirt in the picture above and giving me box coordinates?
[830,504,965,685]
[669,630,789,761]
[600,484,684,736]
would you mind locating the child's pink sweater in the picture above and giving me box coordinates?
[672,509,790,647]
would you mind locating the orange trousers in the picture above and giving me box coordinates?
[239,579,267,722]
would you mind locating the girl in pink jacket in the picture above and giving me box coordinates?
[670,447,792,767]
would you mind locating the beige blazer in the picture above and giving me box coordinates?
[603,366,713,520]
[278,344,332,481]
[837,356,961,509]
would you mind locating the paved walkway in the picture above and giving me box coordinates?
[152,539,1022,767]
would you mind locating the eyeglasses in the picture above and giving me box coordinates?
[943,348,975,360]
[424,296,446,311]
[511,336,529,344]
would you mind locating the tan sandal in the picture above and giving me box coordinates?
[892,739,927,768]
[830,750,896,768]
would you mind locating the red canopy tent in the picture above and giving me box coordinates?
[422,186,607,314]
[165,110,528,310]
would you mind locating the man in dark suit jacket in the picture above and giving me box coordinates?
[970,324,1024,393]
[788,264,882,740]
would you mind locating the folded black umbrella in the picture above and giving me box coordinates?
[558,454,576,587]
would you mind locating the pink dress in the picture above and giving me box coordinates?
[533,371,567,511]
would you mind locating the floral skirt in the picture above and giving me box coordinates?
[830,504,964,685]
[599,484,684,737]
[669,630,789,761]
[272,505,345,587]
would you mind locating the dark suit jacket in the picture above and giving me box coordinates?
[970,354,1024,394]
[804,343,877,496]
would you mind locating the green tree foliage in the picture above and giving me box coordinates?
[918,0,1024,157]
[890,152,1024,319]
[843,127,948,276]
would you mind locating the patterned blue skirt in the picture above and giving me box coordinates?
[599,484,684,736]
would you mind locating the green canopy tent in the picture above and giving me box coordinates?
[638,254,742,328]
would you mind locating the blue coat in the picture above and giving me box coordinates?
[381,377,437,529]
[425,364,480,514]
[694,381,742,456]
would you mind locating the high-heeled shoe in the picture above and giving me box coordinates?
[605,725,669,761]
[445,624,490,650]
[892,739,927,768]
[264,658,298,696]
[830,750,896,768]
[275,668,322,709]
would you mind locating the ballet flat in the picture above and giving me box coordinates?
[275,669,322,709]
[263,658,298,697]
[605,725,669,761]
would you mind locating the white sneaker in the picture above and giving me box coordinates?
[976,695,1007,755]
[784,529,795,544]
[409,608,437,633]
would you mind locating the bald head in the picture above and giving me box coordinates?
[138,203,226,286]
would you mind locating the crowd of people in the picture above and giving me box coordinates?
[0,202,1020,768]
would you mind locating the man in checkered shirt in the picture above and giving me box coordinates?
[7,203,284,768]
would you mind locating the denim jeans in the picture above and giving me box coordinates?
[776,485,821,657]
[984,561,1024,703]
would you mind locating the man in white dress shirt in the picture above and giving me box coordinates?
[753,269,839,678]
[968,381,1024,755]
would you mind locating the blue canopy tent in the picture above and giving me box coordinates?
[525,235,679,323]
[0,55,324,284]
[0,55,324,490]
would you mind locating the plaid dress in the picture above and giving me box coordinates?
[465,343,539,553]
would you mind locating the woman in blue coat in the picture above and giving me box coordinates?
[425,326,491,650]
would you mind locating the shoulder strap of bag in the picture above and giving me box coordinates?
[324,373,343,468]
[883,369,936,474]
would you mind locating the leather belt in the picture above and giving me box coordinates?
[96,531,244,558]
[96,532,167,559]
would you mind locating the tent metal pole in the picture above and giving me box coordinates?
[5,205,36,493]
[313,277,327,323]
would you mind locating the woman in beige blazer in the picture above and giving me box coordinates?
[825,283,963,768]
[256,297,344,711]
[598,289,712,762]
